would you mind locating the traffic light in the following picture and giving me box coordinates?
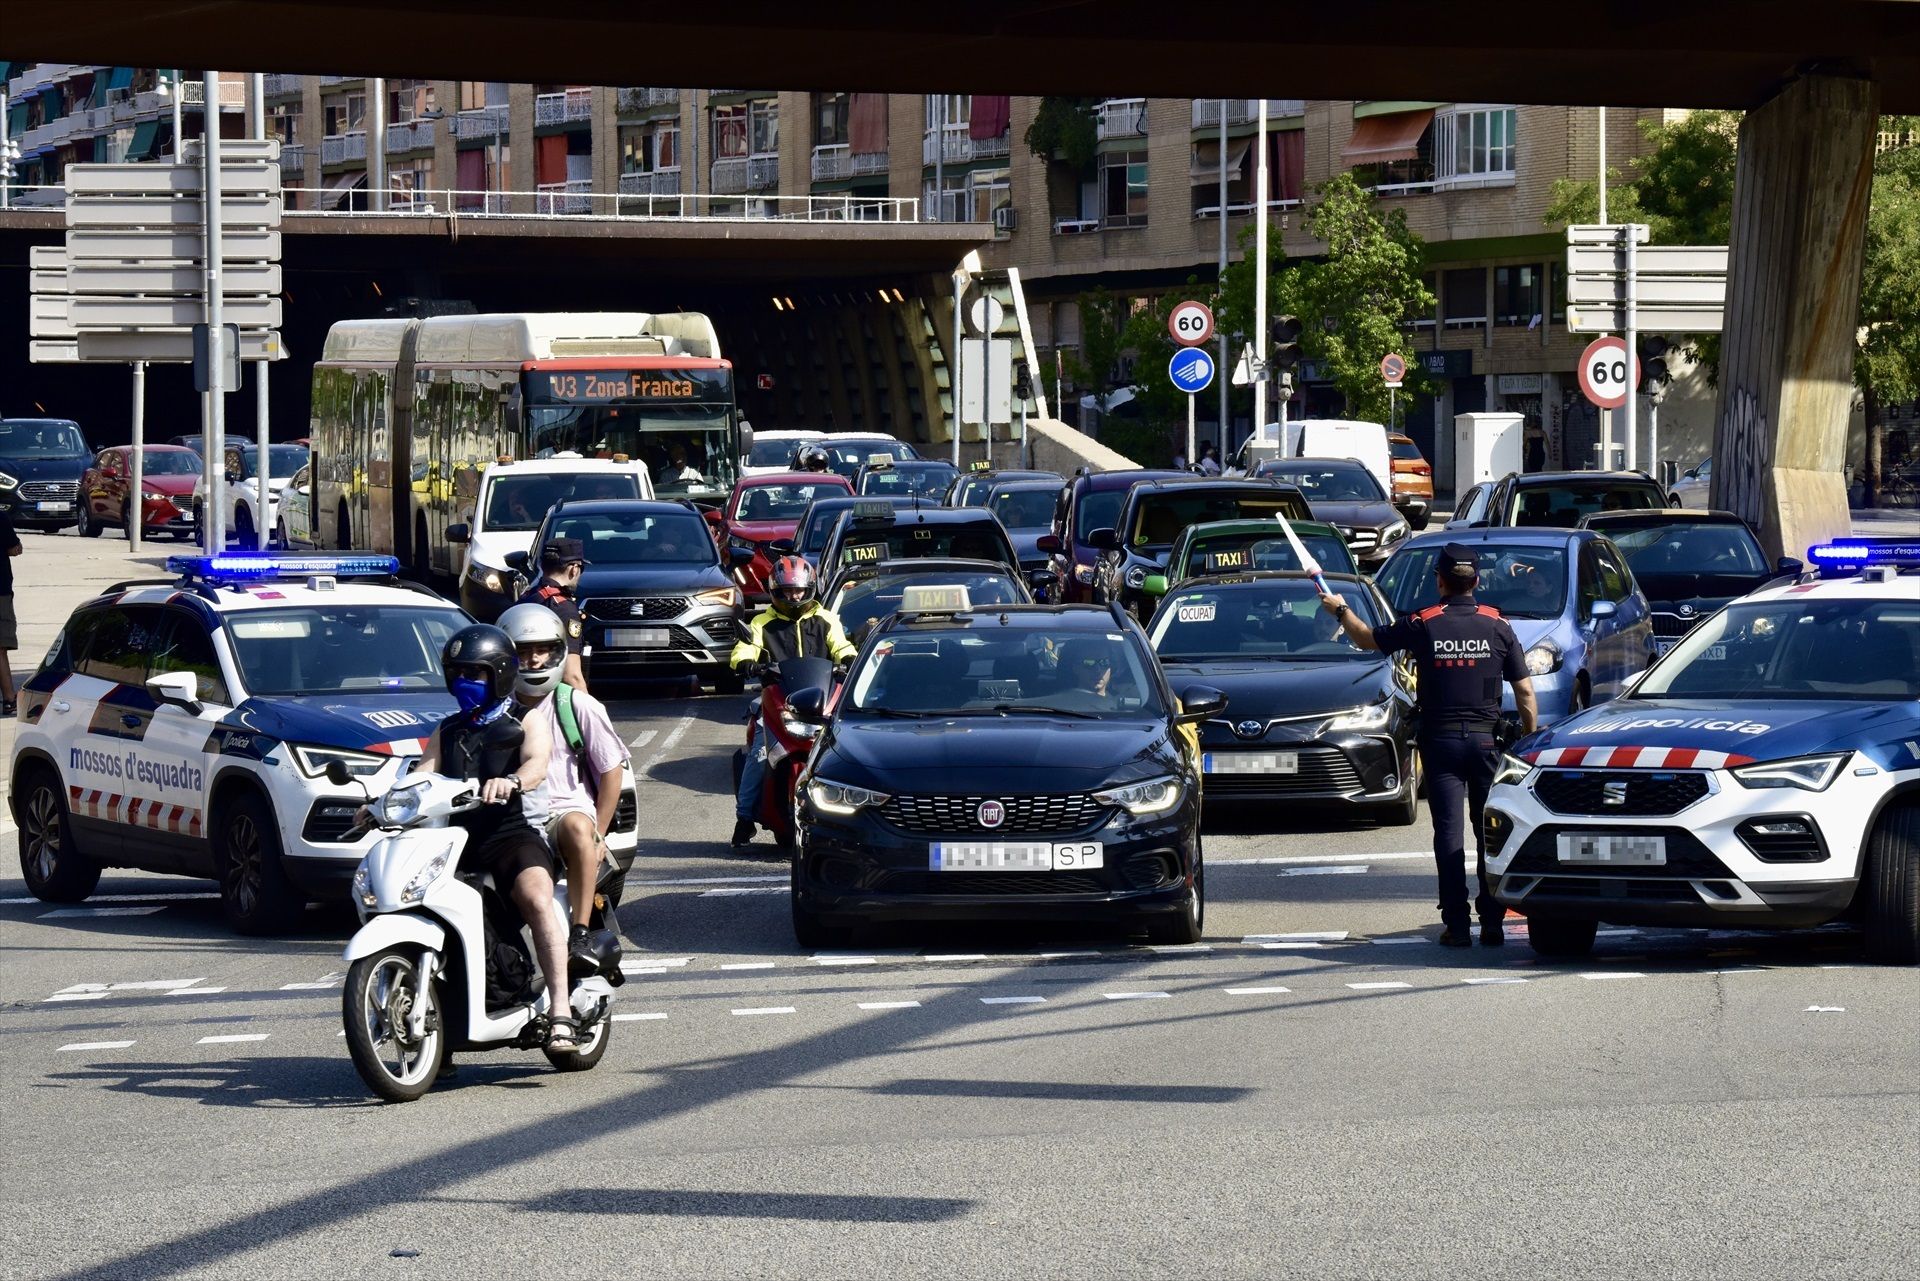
[1637,336,1672,394]
[1012,360,1033,402]
[1270,315,1303,373]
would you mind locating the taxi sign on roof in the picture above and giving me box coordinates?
[900,584,971,614]
[851,501,897,523]
[866,454,895,468]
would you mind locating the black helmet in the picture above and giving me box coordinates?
[795,444,830,472]
[441,624,519,712]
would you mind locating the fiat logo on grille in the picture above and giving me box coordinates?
[977,800,1006,828]
[1232,719,1265,740]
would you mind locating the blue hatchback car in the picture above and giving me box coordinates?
[1371,527,1658,724]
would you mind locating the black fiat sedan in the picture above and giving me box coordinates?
[789,600,1221,948]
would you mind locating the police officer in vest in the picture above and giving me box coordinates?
[1320,543,1537,947]
[517,537,589,693]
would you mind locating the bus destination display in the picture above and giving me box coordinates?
[527,369,731,404]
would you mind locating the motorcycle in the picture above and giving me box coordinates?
[334,766,625,1102]
[731,655,840,852]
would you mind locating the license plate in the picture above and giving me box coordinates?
[36,501,70,512]
[1655,638,1676,656]
[1555,833,1667,866]
[1202,751,1298,775]
[1703,644,1726,661]
[607,627,671,649]
[930,841,1105,871]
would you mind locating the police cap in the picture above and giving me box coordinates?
[540,537,591,569]
[1439,543,1480,581]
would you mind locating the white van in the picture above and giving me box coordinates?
[1230,419,1393,494]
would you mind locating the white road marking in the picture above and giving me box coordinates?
[1462,977,1530,985]
[1579,972,1646,981]
[980,996,1046,1005]
[57,1040,137,1052]
[2,891,219,906]
[638,715,696,777]
[167,986,227,995]
[622,957,692,970]
[611,1012,668,1022]
[622,967,674,977]
[55,983,109,994]
[196,1033,270,1044]
[923,953,987,962]
[1280,865,1369,877]
[628,729,658,750]
[700,886,785,897]
[1103,991,1171,1000]
[1145,943,1212,954]
[811,955,878,966]
[1371,938,1426,946]
[720,962,777,971]
[108,979,205,991]
[1255,941,1327,950]
[1708,967,1767,975]
[1347,981,1413,991]
[39,906,166,918]
[634,874,785,887]
[731,1006,796,1017]
[1245,931,1350,942]
[42,992,108,1002]
[858,1000,922,1010]
[1215,851,1426,867]
[1805,1005,1846,1013]
[278,981,339,990]
[1039,950,1102,960]
[1223,985,1291,996]
[1594,928,1642,937]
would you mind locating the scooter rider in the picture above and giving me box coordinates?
[793,444,833,473]
[409,624,579,1051]
[728,555,856,850]
[498,603,630,978]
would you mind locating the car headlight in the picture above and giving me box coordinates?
[1124,565,1147,590]
[807,778,890,815]
[1093,775,1184,815]
[0,472,16,490]
[1730,753,1847,792]
[1491,752,1535,787]
[376,778,428,827]
[352,863,376,910]
[292,744,388,779]
[1377,520,1408,546]
[400,851,450,905]
[1525,640,1563,676]
[466,562,507,595]
[1324,701,1392,733]
[696,586,741,608]
[1073,563,1095,584]
[142,490,168,502]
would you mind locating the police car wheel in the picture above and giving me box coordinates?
[1525,915,1597,958]
[15,767,101,903]
[1862,804,1920,965]
[215,792,306,935]
[1145,846,1205,944]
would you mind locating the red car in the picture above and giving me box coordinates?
[722,472,854,603]
[77,444,202,541]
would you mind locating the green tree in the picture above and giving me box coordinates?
[1543,111,1740,245]
[1858,122,1920,503]
[1022,98,1100,174]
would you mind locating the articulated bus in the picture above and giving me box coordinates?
[310,311,741,578]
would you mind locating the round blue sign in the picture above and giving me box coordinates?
[1168,347,1215,394]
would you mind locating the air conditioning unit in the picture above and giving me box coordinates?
[993,205,1018,232]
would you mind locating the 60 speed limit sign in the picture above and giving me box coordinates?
[1168,300,1214,347]
[1577,336,1638,409]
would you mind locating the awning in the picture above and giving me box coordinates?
[126,119,160,160]
[1342,109,1434,164]
[320,170,367,209]
[106,67,135,92]
[1189,138,1250,182]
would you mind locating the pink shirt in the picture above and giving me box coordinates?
[525,689,628,822]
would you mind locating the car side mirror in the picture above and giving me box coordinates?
[1775,556,1804,576]
[788,686,827,725]
[1142,574,1168,597]
[728,546,756,569]
[1174,684,1227,724]
[446,522,471,545]
[1087,527,1121,552]
[1026,569,1054,601]
[767,538,796,555]
[1589,599,1618,621]
[1035,533,1062,555]
[145,671,202,715]
[323,759,353,788]
[504,550,530,572]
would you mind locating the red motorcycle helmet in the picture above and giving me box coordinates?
[769,555,816,618]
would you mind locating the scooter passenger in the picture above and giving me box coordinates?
[409,624,579,1051]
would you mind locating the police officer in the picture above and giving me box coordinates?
[1320,543,1537,947]
[517,537,590,693]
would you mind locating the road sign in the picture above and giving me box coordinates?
[64,163,282,197]
[68,295,283,330]
[66,227,282,261]
[1577,336,1636,409]
[961,338,1013,425]
[1566,244,1728,276]
[1169,347,1215,394]
[30,295,76,340]
[1565,223,1652,245]
[1380,352,1407,387]
[1168,300,1214,347]
[65,262,282,296]
[1567,304,1727,334]
[1565,225,1727,335]
[1231,343,1260,387]
[967,294,1005,336]
[73,329,285,364]
[65,195,283,229]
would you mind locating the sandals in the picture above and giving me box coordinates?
[545,1016,581,1052]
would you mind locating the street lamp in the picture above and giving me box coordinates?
[0,138,20,210]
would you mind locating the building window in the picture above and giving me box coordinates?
[1435,106,1517,185]
[1100,150,1148,228]
[619,122,679,173]
[269,102,300,146]
[749,99,779,155]
[324,94,366,137]
[816,93,849,147]
[1353,127,1434,192]
[1493,265,1543,327]
[925,95,971,130]
[971,167,1011,226]
[922,172,968,223]
[713,103,748,159]
[458,82,507,112]
[1550,263,1567,323]
[1442,267,1487,330]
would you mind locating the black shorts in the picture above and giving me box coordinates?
[467,826,557,888]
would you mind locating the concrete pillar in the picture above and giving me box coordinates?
[1711,71,1880,561]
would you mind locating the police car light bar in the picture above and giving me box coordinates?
[1806,540,1920,575]
[166,553,403,582]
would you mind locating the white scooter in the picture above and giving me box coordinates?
[336,767,622,1102]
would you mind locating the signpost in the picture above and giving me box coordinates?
[1578,335,1636,469]
[1380,352,1406,431]
[1169,347,1216,467]
[1168,300,1214,348]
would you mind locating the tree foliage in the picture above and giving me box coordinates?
[1023,98,1100,175]
[1858,120,1920,408]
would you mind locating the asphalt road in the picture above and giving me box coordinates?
[4,684,1918,1281]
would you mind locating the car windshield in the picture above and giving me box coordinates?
[1637,598,1920,701]
[1258,463,1386,502]
[1151,579,1384,661]
[1389,438,1424,461]
[138,451,202,476]
[859,465,955,497]
[848,625,1163,717]
[0,421,88,460]
[485,473,643,531]
[226,604,468,696]
[1382,544,1569,620]
[832,571,1027,634]
[835,521,1015,570]
[824,439,917,479]
[736,481,846,522]
[1129,492,1305,549]
[1510,482,1663,526]
[801,499,904,554]
[233,445,309,480]
[1181,531,1356,579]
[1074,490,1126,542]
[990,488,1058,530]
[549,509,717,565]
[1605,520,1767,580]
[749,436,818,467]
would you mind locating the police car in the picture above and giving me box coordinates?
[9,554,638,934]
[1484,543,1920,963]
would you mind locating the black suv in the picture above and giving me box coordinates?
[0,418,94,531]
[1450,470,1671,529]
[1090,478,1311,621]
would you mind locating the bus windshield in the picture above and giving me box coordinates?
[526,404,736,500]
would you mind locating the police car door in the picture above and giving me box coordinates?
[130,604,233,869]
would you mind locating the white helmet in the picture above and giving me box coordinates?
[497,603,568,698]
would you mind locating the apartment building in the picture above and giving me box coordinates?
[2,62,249,198]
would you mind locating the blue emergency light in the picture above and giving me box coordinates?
[166,553,403,582]
[1805,540,1920,575]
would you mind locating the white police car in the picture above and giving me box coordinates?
[1484,542,1920,963]
[9,554,638,934]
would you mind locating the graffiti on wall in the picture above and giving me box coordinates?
[1717,386,1767,526]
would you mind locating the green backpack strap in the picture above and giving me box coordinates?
[554,682,586,760]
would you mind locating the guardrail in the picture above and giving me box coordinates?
[617,169,682,196]
[321,130,368,165]
[811,144,889,181]
[1095,98,1148,141]
[263,74,303,98]
[1193,196,1303,218]
[617,87,681,113]
[277,186,924,222]
[1190,99,1306,129]
[385,120,435,153]
[534,89,594,127]
[921,126,1010,166]
[452,106,509,140]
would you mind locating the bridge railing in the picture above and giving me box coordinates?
[278,186,926,222]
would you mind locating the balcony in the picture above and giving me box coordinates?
[181,79,246,108]
[535,88,594,127]
[921,125,1009,167]
[322,130,368,165]
[386,120,435,153]
[748,154,780,192]
[279,143,307,172]
[453,106,509,141]
[1190,99,1306,129]
[535,178,594,214]
[809,144,889,180]
[1095,98,1148,141]
[617,87,680,114]
[319,76,360,86]
[618,168,681,196]
[263,74,303,99]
